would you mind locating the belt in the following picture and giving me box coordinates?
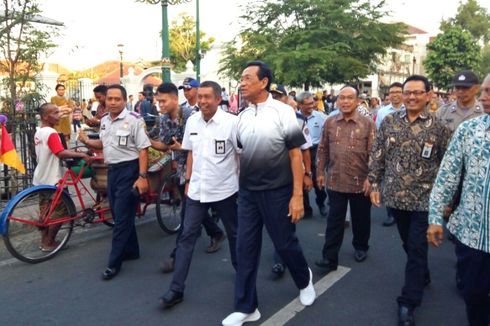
[107,159,139,170]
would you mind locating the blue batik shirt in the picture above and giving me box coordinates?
[429,114,490,253]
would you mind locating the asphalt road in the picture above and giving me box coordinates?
[0,202,466,326]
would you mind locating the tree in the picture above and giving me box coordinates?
[440,0,490,44]
[219,0,406,88]
[0,0,59,112]
[479,44,490,78]
[424,27,481,90]
[168,13,214,73]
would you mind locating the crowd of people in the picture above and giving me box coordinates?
[33,62,490,326]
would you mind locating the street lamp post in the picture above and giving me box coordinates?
[412,56,417,75]
[117,43,124,83]
[195,0,200,82]
[139,0,191,83]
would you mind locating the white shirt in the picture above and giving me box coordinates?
[181,108,240,202]
[33,127,63,185]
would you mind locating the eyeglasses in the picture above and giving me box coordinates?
[402,90,426,97]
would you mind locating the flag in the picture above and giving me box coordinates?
[0,124,26,174]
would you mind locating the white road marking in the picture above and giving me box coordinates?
[260,266,351,326]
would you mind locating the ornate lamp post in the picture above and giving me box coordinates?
[139,0,191,82]
[412,56,417,75]
[117,43,124,82]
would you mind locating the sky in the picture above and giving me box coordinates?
[38,0,490,71]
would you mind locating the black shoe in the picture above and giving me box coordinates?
[271,263,285,280]
[102,267,120,281]
[354,250,368,262]
[382,216,396,226]
[160,258,174,273]
[315,259,337,274]
[319,206,328,217]
[206,234,226,253]
[159,290,184,308]
[398,305,415,326]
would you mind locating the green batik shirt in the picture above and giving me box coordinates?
[429,114,490,253]
[368,109,450,212]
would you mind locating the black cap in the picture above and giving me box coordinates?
[270,84,288,97]
[452,70,479,87]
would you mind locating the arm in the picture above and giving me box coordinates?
[363,121,376,196]
[427,125,464,247]
[368,118,387,207]
[302,148,313,191]
[288,147,304,223]
[185,150,193,195]
[133,148,149,194]
[316,119,329,188]
[78,129,103,149]
[150,138,170,152]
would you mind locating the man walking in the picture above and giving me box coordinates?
[159,81,239,308]
[428,74,490,326]
[79,84,150,280]
[368,75,450,326]
[315,85,375,274]
[297,91,328,217]
[222,61,315,326]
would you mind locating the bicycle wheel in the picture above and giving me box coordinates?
[2,187,75,263]
[155,180,182,234]
[95,193,114,227]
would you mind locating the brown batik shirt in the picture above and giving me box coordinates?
[316,111,375,193]
[368,110,450,212]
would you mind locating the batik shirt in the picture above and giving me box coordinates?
[368,110,450,211]
[159,106,188,183]
[429,115,490,253]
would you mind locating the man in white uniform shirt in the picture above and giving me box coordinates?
[159,81,239,309]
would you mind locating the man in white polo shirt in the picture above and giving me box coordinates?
[159,81,239,309]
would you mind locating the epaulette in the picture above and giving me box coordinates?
[129,111,141,118]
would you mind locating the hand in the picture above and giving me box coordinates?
[78,129,88,144]
[288,194,304,224]
[370,191,381,207]
[82,153,94,164]
[443,206,453,219]
[184,182,189,195]
[169,137,182,151]
[303,175,313,192]
[134,177,149,195]
[316,175,325,188]
[362,179,371,197]
[427,224,444,247]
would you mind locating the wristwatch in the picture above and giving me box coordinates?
[139,172,148,178]
[305,171,312,177]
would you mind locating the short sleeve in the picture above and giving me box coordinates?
[47,132,64,155]
[181,117,193,151]
[133,118,151,149]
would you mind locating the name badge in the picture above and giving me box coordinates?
[421,142,433,159]
[116,130,129,147]
[215,140,225,154]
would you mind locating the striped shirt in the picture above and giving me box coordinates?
[429,114,490,253]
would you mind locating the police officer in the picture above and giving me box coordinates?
[79,84,151,280]
[297,91,328,217]
[436,70,483,133]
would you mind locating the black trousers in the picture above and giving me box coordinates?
[391,209,429,308]
[107,159,140,270]
[455,239,490,326]
[304,145,327,211]
[234,185,309,313]
[170,184,224,259]
[322,190,371,265]
[170,193,238,293]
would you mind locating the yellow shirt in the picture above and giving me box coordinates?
[50,95,72,136]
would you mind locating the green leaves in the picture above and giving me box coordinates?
[424,27,481,90]
[219,0,405,88]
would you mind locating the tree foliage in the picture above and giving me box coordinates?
[440,0,490,44]
[479,44,490,77]
[424,27,481,90]
[168,13,214,73]
[0,0,59,110]
[219,0,406,88]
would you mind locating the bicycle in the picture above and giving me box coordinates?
[0,150,182,264]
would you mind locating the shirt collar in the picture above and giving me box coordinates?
[335,110,360,123]
[250,93,274,110]
[399,108,430,121]
[109,108,128,121]
[484,114,490,130]
[198,107,224,124]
